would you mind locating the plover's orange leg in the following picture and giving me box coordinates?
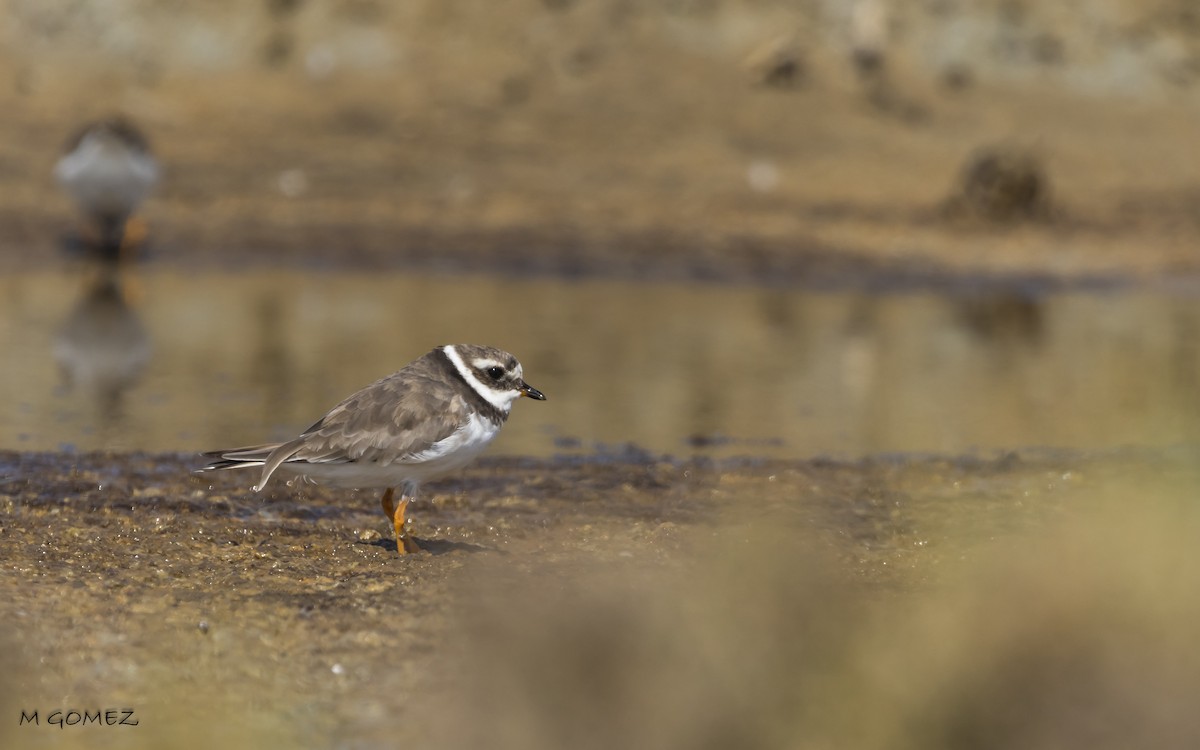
[394,496,421,554]
[380,487,420,554]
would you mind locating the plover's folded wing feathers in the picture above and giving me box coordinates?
[289,374,470,467]
[198,373,467,489]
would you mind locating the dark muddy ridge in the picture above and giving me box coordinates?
[54,223,1147,293]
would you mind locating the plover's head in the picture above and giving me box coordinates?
[440,344,546,413]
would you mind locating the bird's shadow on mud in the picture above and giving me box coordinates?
[357,536,498,556]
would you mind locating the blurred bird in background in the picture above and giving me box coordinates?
[55,116,159,262]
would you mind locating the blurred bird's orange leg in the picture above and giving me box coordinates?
[119,217,148,266]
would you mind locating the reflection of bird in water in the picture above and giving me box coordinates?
[53,266,152,421]
[55,116,159,262]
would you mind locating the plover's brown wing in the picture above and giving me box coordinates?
[289,372,472,467]
[200,351,476,490]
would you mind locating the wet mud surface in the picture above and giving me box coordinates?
[2,447,1197,747]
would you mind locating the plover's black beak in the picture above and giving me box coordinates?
[520,382,547,401]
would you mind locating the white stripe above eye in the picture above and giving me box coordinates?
[441,344,514,413]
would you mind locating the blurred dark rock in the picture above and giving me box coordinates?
[743,35,807,90]
[944,146,1052,223]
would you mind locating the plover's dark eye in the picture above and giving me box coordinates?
[486,366,504,380]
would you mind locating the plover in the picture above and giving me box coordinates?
[200,344,547,554]
[55,116,160,260]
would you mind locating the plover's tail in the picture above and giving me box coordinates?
[197,439,305,491]
[198,443,277,471]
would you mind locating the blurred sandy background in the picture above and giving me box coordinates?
[1,0,1199,279]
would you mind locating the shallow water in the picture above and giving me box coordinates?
[2,268,1198,458]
